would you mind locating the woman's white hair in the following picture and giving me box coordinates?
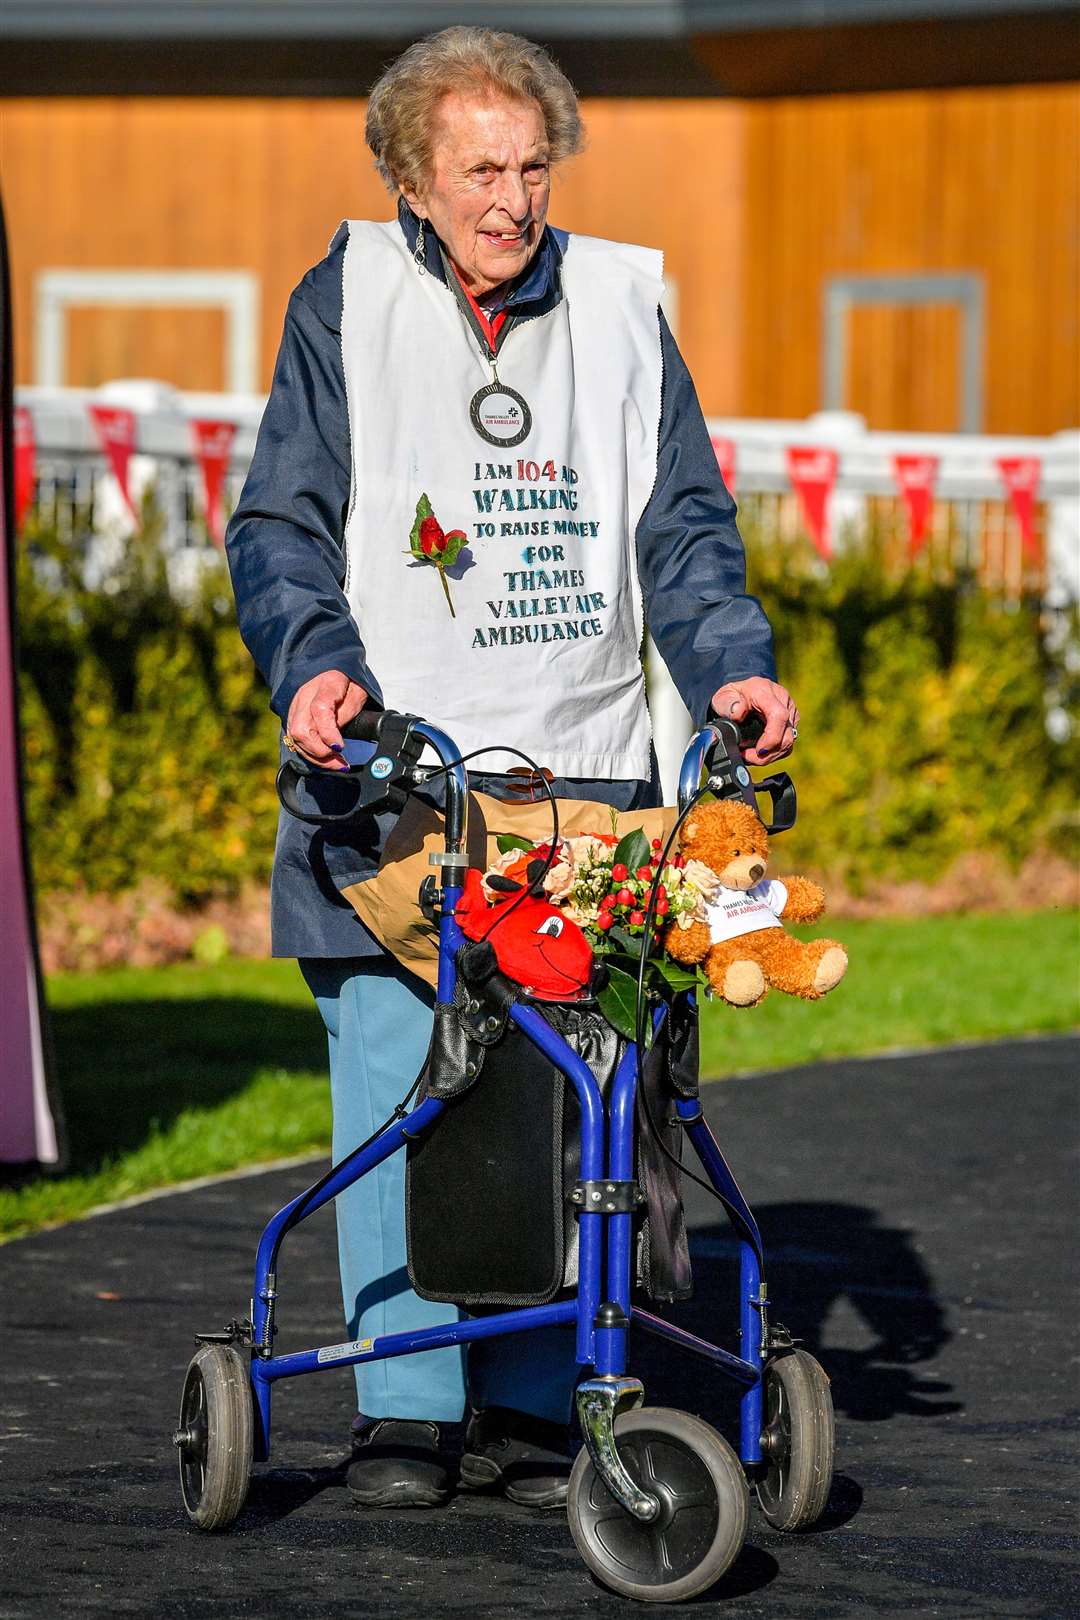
[365,25,585,194]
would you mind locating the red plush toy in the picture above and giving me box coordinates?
[455,867,592,1001]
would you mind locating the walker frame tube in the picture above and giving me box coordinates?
[246,720,770,1470]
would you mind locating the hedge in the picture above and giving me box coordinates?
[14,509,1077,906]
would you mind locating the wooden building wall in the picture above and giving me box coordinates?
[1,85,1076,431]
[739,83,1080,434]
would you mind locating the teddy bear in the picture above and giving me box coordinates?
[664,798,848,1008]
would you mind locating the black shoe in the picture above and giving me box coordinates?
[459,1406,573,1510]
[347,1417,452,1508]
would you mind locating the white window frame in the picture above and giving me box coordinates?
[34,269,260,392]
[822,272,985,433]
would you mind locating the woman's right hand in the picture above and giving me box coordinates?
[285,670,368,769]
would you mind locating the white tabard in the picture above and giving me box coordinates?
[338,220,664,778]
[705,880,789,944]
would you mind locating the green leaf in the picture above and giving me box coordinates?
[609,924,643,957]
[409,491,433,559]
[647,958,701,994]
[595,963,645,1042]
[442,529,467,567]
[613,828,650,873]
[496,833,534,854]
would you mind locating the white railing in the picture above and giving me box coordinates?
[15,381,1079,797]
[16,383,1078,588]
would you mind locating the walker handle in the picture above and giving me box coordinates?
[340,705,385,747]
[677,716,797,833]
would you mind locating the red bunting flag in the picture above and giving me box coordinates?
[14,407,35,532]
[996,456,1042,562]
[710,435,736,497]
[191,419,236,546]
[785,445,838,560]
[892,454,939,557]
[88,403,139,524]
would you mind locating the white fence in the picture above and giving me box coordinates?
[15,379,1079,798]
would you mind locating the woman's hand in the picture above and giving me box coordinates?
[711,677,799,765]
[285,671,368,769]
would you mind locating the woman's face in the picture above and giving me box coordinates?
[404,90,551,296]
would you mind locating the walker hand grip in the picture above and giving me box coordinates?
[734,712,765,749]
[341,706,386,743]
[703,718,798,833]
[277,710,424,824]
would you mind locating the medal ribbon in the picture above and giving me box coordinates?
[455,274,509,356]
[439,250,533,446]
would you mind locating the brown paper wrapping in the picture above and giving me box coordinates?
[341,792,678,991]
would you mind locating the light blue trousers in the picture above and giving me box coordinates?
[300,956,579,1424]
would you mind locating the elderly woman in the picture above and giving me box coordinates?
[226,26,797,1512]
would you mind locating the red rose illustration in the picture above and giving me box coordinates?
[408,494,468,616]
[420,515,447,556]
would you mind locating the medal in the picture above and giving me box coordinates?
[469,374,533,448]
[437,247,534,447]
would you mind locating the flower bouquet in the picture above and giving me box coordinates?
[483,810,722,1038]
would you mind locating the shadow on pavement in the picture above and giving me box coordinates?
[635,1199,960,1435]
[241,1461,351,1527]
[37,994,325,1174]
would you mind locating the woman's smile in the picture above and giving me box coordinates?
[403,92,551,296]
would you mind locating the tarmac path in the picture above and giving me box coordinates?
[1,1034,1076,1618]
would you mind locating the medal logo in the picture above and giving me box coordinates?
[470,382,532,448]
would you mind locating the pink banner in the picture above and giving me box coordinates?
[88,403,139,524]
[786,445,838,561]
[892,454,939,557]
[996,456,1042,562]
[191,418,236,547]
[710,435,736,498]
[14,405,34,532]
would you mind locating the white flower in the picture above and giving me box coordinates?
[683,859,721,901]
[543,859,574,902]
[568,834,610,867]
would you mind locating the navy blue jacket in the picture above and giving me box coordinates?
[226,210,775,959]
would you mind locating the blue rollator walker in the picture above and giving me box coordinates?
[175,711,835,1603]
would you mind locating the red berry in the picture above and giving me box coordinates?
[673,855,686,869]
[599,894,616,910]
[611,863,628,882]
[595,911,614,931]
[616,888,634,906]
[635,864,653,882]
[629,910,645,927]
[651,838,662,850]
[656,897,669,915]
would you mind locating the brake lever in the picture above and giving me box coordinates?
[705,717,797,834]
[277,711,426,825]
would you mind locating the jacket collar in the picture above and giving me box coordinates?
[397,197,564,314]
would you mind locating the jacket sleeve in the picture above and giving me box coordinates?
[224,239,380,723]
[635,311,776,727]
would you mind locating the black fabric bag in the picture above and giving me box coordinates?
[404,994,697,1308]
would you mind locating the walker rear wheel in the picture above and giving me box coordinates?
[567,1407,748,1603]
[174,1343,253,1530]
[756,1349,834,1531]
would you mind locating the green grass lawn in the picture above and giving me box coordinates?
[1,909,1075,1241]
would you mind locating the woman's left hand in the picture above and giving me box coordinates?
[710,677,799,764]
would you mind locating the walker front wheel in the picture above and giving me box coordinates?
[567,1407,748,1603]
[174,1343,253,1530]
[756,1349,834,1531]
